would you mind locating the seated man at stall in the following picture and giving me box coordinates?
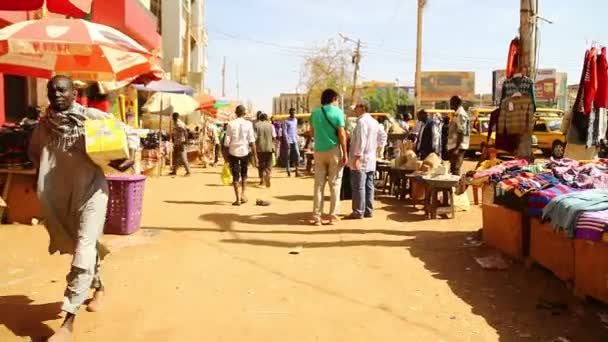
[28,75,117,342]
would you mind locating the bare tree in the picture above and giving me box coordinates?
[301,39,354,109]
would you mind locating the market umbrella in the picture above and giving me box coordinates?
[134,79,194,96]
[196,93,216,110]
[0,18,154,81]
[142,93,199,116]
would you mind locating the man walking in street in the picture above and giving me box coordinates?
[255,112,276,187]
[345,101,387,219]
[309,89,348,225]
[28,76,114,341]
[447,96,470,175]
[224,105,257,205]
[169,112,191,176]
[283,107,301,177]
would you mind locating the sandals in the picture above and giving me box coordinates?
[309,217,323,226]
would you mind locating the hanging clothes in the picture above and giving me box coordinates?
[506,38,520,79]
[595,47,608,109]
[495,75,536,157]
[583,47,598,115]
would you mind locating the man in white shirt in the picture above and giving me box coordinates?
[447,96,470,175]
[224,105,257,205]
[345,101,388,219]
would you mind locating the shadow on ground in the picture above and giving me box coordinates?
[401,230,608,342]
[141,221,608,341]
[0,295,61,340]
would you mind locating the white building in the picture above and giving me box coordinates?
[152,0,208,94]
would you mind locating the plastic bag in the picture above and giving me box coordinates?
[272,153,277,167]
[221,163,232,185]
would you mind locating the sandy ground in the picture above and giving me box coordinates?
[1,161,608,342]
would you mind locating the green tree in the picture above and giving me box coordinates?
[301,39,354,109]
[363,89,411,114]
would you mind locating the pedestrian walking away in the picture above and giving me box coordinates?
[169,112,192,176]
[345,100,387,220]
[27,75,122,342]
[255,112,276,187]
[309,89,348,226]
[225,105,257,205]
[283,107,301,177]
[447,95,470,175]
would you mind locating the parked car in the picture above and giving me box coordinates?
[533,115,566,158]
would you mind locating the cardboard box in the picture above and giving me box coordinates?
[482,204,524,259]
[575,240,608,304]
[530,218,574,281]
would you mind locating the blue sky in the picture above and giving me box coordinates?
[206,0,608,112]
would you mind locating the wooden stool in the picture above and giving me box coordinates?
[424,183,456,219]
[472,185,481,205]
[376,164,391,194]
[305,152,315,174]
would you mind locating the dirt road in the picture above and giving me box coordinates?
[1,163,607,341]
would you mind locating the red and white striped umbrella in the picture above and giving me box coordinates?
[0,18,155,81]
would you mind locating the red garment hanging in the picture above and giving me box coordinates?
[595,47,608,109]
[506,38,520,79]
[583,47,598,114]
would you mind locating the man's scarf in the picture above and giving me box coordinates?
[44,102,88,151]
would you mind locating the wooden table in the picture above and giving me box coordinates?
[422,177,459,219]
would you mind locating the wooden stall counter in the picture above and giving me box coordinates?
[0,168,41,224]
[575,240,608,303]
[530,218,574,282]
[482,203,525,259]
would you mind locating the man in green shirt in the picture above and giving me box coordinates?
[309,89,348,225]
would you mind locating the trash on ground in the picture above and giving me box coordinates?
[289,245,303,255]
[475,254,509,270]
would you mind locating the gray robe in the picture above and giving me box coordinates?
[28,106,112,313]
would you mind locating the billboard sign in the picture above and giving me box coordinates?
[493,69,557,103]
[420,71,475,101]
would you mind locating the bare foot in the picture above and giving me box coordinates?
[48,326,73,342]
[86,290,104,312]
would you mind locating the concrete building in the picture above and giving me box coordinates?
[154,0,208,94]
[272,93,309,115]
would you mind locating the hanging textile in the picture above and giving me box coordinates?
[506,38,520,79]
[595,47,608,109]
[583,47,598,115]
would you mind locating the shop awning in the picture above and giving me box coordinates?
[92,0,161,52]
[47,0,92,18]
[0,0,44,11]
[0,1,91,17]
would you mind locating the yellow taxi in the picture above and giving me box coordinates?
[532,109,566,158]
[272,113,311,121]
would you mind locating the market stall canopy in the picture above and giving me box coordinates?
[0,18,154,81]
[133,79,193,96]
[0,0,92,18]
[197,93,216,109]
[142,93,199,116]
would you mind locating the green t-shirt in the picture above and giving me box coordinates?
[311,105,346,152]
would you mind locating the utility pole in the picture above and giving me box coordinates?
[221,56,226,97]
[351,39,361,101]
[236,65,240,101]
[339,33,363,105]
[519,0,535,78]
[415,0,426,110]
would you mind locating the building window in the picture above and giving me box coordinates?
[150,0,162,33]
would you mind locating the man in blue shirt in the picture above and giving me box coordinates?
[283,107,300,177]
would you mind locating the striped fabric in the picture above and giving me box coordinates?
[575,209,608,241]
[527,184,579,218]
